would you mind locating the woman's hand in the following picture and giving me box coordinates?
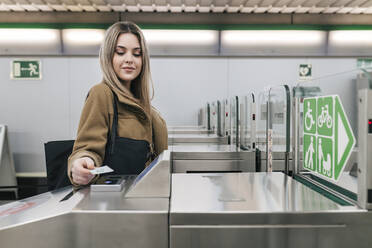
[71,157,96,185]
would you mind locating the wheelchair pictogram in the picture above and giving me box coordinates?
[304,101,315,131]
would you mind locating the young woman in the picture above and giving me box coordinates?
[68,22,168,186]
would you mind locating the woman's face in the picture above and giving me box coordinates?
[112,33,142,86]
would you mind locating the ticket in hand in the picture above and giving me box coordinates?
[90,165,114,175]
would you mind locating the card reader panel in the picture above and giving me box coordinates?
[91,175,126,192]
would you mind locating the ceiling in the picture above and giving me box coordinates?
[0,0,372,14]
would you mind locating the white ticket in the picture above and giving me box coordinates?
[90,165,114,175]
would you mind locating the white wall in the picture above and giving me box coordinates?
[0,56,358,172]
[151,58,229,126]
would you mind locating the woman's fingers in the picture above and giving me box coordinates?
[73,175,91,185]
[82,157,95,170]
[71,157,96,185]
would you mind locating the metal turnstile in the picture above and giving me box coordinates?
[170,144,255,173]
[170,172,372,248]
[0,151,171,248]
[167,125,213,135]
[168,129,213,135]
[169,94,257,173]
[168,100,233,145]
[358,88,372,209]
[0,125,18,199]
[168,133,228,145]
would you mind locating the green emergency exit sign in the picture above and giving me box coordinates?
[11,60,41,80]
[303,95,355,182]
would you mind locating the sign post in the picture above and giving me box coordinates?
[303,95,355,182]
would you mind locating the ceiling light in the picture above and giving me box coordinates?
[221,30,326,46]
[329,30,372,46]
[220,30,327,56]
[0,28,59,44]
[62,29,105,45]
[143,29,218,46]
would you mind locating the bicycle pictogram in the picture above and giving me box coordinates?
[318,104,333,129]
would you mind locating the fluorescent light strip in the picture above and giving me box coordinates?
[63,29,105,45]
[329,31,372,46]
[0,29,59,44]
[221,30,326,46]
[143,29,218,45]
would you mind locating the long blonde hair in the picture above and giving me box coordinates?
[99,21,153,114]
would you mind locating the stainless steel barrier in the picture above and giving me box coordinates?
[170,172,371,248]
[0,151,171,248]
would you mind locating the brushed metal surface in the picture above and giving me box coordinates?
[76,188,169,212]
[171,144,238,152]
[0,152,171,248]
[168,126,205,130]
[168,130,213,135]
[357,89,372,209]
[126,150,171,198]
[168,129,213,135]
[170,172,360,216]
[170,145,256,173]
[0,186,82,231]
[168,134,228,145]
[170,172,371,248]
[0,125,18,198]
[170,217,372,248]
[1,196,167,248]
[170,144,253,160]
[0,185,169,248]
[172,160,255,173]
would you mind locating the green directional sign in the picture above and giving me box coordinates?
[11,60,41,80]
[303,95,355,182]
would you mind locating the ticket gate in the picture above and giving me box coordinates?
[168,128,213,135]
[1,152,371,248]
[168,105,213,135]
[0,151,171,248]
[170,144,255,173]
[170,172,371,248]
[169,85,372,248]
[168,134,228,145]
[168,102,228,145]
[0,125,18,199]
[1,145,372,248]
[170,95,257,173]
